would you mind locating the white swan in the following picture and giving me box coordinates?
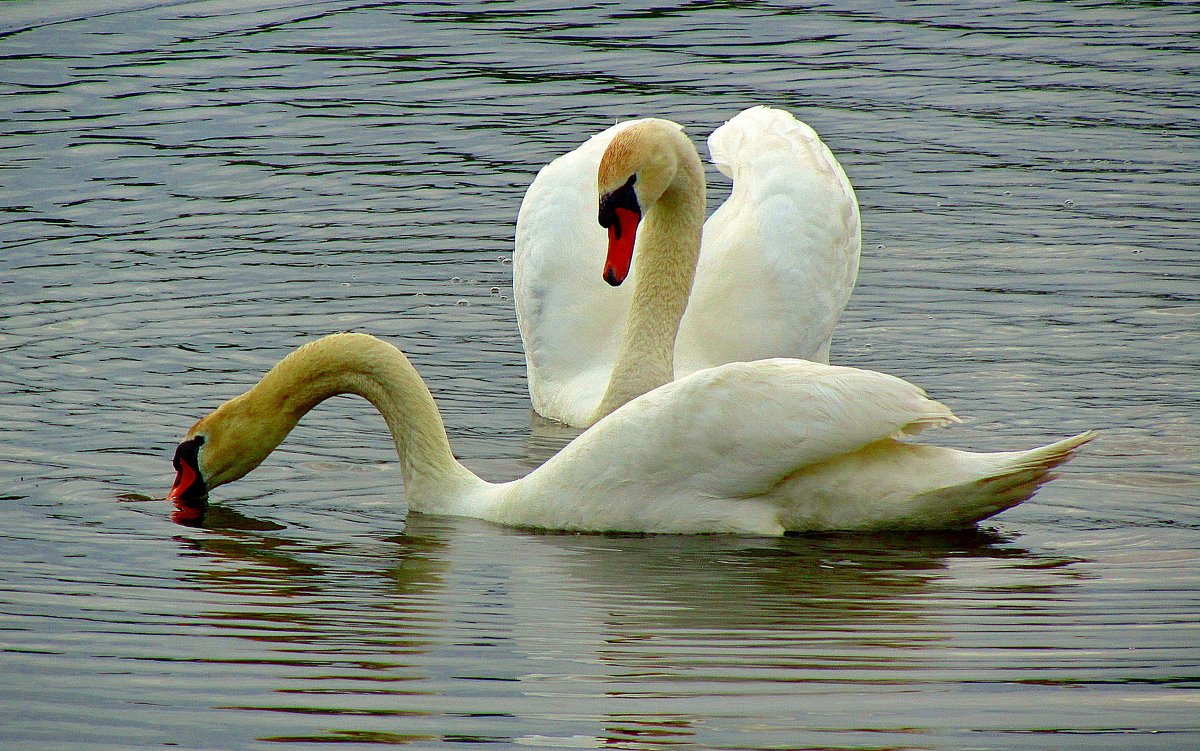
[167,331,1094,535]
[514,106,860,426]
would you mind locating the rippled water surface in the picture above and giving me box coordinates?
[2,1,1198,749]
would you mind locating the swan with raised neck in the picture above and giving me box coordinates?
[167,331,1094,534]
[591,118,705,424]
[514,106,861,428]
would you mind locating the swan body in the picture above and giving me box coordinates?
[167,332,1094,535]
[515,106,861,426]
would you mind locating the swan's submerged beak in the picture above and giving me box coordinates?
[598,178,641,286]
[167,436,208,525]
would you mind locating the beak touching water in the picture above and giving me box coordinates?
[167,436,208,525]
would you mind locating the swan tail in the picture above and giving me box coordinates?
[920,431,1097,527]
[1005,430,1096,473]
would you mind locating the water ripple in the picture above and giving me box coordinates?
[1,1,1197,748]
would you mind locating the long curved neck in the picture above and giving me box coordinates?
[591,138,705,423]
[214,334,483,512]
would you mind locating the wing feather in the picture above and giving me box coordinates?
[677,106,861,373]
[536,359,958,502]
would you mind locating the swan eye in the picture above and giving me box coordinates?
[598,174,640,231]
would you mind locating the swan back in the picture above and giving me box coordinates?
[496,358,960,535]
[514,107,863,425]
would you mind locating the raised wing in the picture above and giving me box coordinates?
[675,106,861,375]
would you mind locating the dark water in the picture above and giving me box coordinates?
[2,1,1197,748]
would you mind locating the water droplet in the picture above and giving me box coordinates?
[500,295,508,301]
[451,276,462,283]
[876,244,885,250]
[340,283,350,288]
[1002,190,1012,197]
[490,287,500,294]
[456,299,469,306]
[498,256,511,264]
[1064,199,1075,207]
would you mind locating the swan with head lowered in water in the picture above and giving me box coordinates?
[515,106,861,427]
[166,336,1093,535]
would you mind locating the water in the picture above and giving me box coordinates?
[2,1,1197,748]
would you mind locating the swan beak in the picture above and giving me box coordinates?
[602,206,640,286]
[167,437,208,525]
[599,177,642,286]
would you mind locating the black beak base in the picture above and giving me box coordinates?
[598,174,640,231]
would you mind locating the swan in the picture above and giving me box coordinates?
[166,331,1094,535]
[514,105,860,426]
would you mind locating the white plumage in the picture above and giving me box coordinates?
[514,106,860,426]
[165,112,1092,536]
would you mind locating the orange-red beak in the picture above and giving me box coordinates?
[598,176,642,287]
[603,206,640,286]
[168,437,208,525]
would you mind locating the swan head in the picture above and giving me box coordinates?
[167,392,289,525]
[167,434,209,524]
[596,119,688,286]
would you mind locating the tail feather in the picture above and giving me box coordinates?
[1004,430,1096,474]
[916,431,1097,527]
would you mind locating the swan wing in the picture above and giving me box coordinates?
[609,359,957,498]
[676,106,861,375]
[505,359,956,533]
[513,122,638,425]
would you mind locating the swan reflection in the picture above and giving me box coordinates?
[167,510,1086,746]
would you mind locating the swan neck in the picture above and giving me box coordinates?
[223,335,482,511]
[592,145,705,423]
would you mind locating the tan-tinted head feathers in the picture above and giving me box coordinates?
[597,129,639,192]
[597,119,689,200]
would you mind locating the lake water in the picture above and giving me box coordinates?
[2,1,1197,749]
